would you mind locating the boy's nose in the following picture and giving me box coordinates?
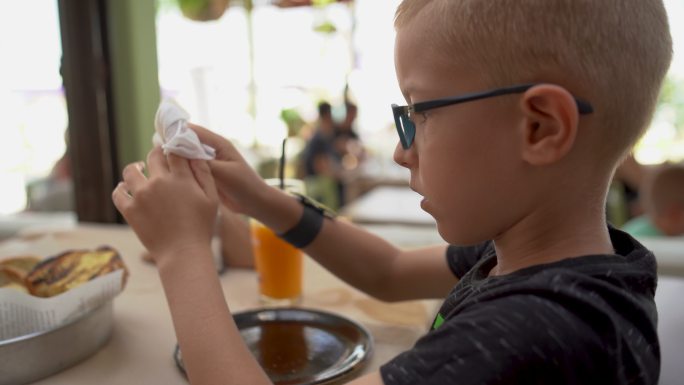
[393,141,415,169]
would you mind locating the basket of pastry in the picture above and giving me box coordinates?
[0,246,128,385]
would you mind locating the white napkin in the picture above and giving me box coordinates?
[153,99,216,160]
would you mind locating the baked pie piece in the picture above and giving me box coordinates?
[25,246,128,297]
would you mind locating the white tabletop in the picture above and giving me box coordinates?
[342,186,436,226]
[634,236,684,278]
[655,276,684,385]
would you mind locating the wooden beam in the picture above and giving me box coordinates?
[58,0,120,223]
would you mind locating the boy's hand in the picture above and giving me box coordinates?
[188,123,272,218]
[112,147,219,261]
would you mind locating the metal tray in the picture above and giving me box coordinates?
[174,307,373,384]
[0,301,113,385]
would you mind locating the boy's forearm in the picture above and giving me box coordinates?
[304,220,455,301]
[246,189,455,301]
[249,186,304,235]
[249,187,440,301]
[304,218,409,300]
[156,247,271,385]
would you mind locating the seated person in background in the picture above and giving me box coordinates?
[623,163,684,237]
[25,136,74,212]
[334,102,367,166]
[613,153,648,220]
[334,102,359,142]
[302,101,338,176]
[333,102,366,205]
[300,101,344,209]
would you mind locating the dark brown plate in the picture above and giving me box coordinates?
[174,307,373,384]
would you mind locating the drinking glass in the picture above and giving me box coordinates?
[251,178,305,306]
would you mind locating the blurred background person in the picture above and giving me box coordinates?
[299,101,344,210]
[613,154,649,221]
[334,102,366,165]
[332,101,366,206]
[24,131,74,212]
[623,163,684,237]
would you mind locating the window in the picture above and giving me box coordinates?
[1,0,681,216]
[0,1,69,215]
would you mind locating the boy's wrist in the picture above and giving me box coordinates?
[276,194,334,248]
[154,243,214,273]
[251,184,303,234]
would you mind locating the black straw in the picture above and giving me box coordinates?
[279,137,286,190]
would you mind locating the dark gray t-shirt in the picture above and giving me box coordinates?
[380,227,659,384]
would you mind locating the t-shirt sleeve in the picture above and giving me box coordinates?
[445,242,491,279]
[380,295,609,385]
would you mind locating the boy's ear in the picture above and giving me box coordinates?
[518,84,580,165]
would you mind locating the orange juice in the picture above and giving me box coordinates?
[251,220,303,303]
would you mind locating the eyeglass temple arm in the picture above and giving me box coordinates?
[413,83,594,115]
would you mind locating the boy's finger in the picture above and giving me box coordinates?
[191,160,218,200]
[147,146,170,177]
[208,160,237,187]
[121,162,147,194]
[167,153,193,177]
[112,182,132,213]
[188,123,242,161]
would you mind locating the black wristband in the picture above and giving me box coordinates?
[277,194,335,248]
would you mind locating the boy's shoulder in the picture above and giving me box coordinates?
[384,228,659,385]
[444,227,657,320]
[446,226,657,294]
[383,261,659,384]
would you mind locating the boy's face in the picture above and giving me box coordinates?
[393,16,532,245]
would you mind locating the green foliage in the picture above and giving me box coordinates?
[657,76,684,132]
[280,108,306,137]
[156,0,178,12]
[313,21,337,34]
[312,0,337,5]
[178,0,206,14]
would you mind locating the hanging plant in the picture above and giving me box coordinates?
[274,0,351,8]
[175,0,350,19]
[177,0,229,21]
[313,20,336,34]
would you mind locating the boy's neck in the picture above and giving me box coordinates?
[489,199,614,277]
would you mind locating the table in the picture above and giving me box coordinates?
[634,236,684,278]
[0,211,76,241]
[5,222,682,384]
[655,276,684,385]
[0,224,440,385]
[341,186,436,227]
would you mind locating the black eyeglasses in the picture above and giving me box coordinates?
[391,83,594,149]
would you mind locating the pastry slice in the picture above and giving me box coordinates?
[0,256,41,279]
[0,267,30,293]
[25,246,128,298]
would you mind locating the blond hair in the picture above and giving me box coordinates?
[395,0,672,166]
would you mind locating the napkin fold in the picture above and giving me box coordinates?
[153,99,216,160]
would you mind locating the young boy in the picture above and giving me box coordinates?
[112,0,672,384]
[624,163,684,237]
